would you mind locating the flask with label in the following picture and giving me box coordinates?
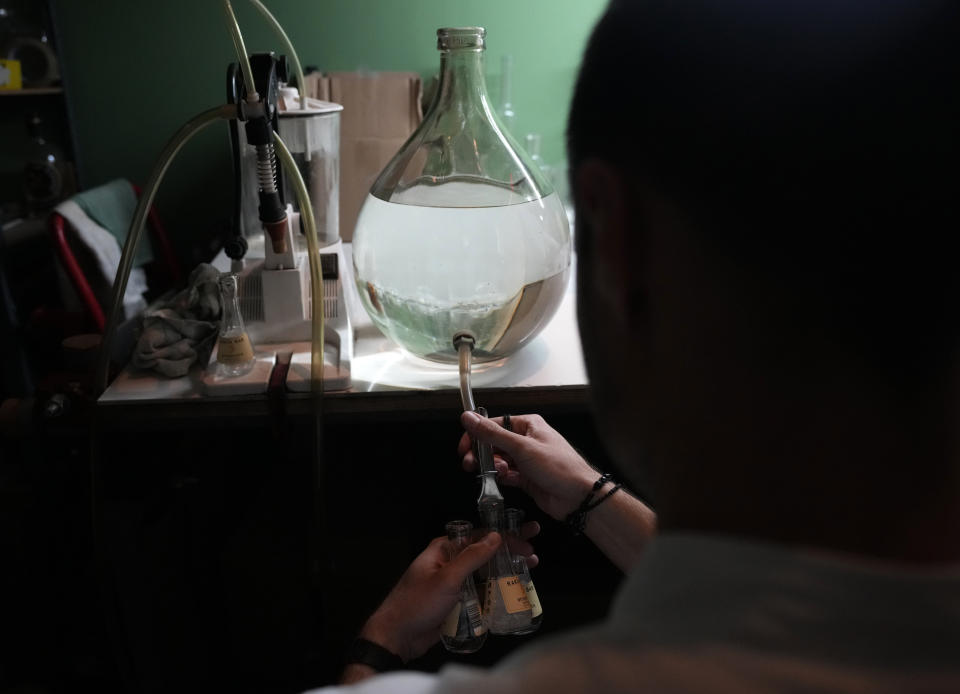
[352,27,571,364]
[440,520,487,653]
[216,273,255,377]
[480,504,533,634]
[505,508,542,634]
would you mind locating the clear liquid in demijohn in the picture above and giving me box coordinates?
[354,187,570,363]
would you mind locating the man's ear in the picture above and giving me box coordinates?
[575,159,636,325]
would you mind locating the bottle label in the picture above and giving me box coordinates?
[465,598,485,636]
[442,598,486,638]
[218,334,254,364]
[441,601,462,638]
[497,576,532,614]
[526,580,543,618]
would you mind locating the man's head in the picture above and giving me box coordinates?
[569,0,960,555]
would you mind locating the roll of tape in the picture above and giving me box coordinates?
[6,36,59,87]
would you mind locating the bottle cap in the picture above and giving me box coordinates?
[446,519,473,539]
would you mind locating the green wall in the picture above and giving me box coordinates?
[52,0,606,260]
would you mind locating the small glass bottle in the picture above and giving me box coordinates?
[216,273,255,377]
[440,520,487,653]
[480,504,533,634]
[505,508,542,634]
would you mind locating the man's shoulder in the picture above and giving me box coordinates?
[431,626,960,694]
[429,628,650,694]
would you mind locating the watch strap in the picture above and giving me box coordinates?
[345,637,405,672]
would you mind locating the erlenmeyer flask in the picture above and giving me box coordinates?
[217,273,255,377]
[505,508,542,634]
[352,27,571,364]
[480,504,533,634]
[440,520,487,653]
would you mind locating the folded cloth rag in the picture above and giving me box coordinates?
[131,263,221,378]
[72,178,154,267]
[53,198,150,320]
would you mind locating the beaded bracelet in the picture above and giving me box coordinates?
[564,473,621,535]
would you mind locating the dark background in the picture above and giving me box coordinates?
[1,394,626,693]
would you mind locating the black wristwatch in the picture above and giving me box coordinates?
[345,637,405,672]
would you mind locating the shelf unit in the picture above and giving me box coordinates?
[0,87,64,96]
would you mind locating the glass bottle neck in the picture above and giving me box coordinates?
[446,520,472,544]
[220,275,246,333]
[505,508,523,537]
[480,502,505,533]
[434,49,491,115]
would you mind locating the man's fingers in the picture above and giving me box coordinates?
[456,431,473,457]
[492,468,522,487]
[506,535,534,558]
[503,538,539,569]
[461,411,526,456]
[464,455,515,479]
[443,532,501,590]
[520,520,541,540]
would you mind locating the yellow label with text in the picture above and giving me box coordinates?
[441,601,461,638]
[217,333,254,363]
[0,59,23,90]
[526,580,542,618]
[498,576,532,614]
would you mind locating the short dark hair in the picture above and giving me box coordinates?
[569,0,960,387]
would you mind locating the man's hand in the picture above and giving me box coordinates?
[495,520,541,569]
[458,411,599,521]
[358,531,502,664]
[458,411,657,573]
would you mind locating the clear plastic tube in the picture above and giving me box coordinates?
[221,0,257,100]
[95,104,236,394]
[247,0,307,109]
[457,338,475,412]
[272,131,325,389]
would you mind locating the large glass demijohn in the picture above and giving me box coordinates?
[352,27,571,363]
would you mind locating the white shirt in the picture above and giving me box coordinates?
[310,534,960,693]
